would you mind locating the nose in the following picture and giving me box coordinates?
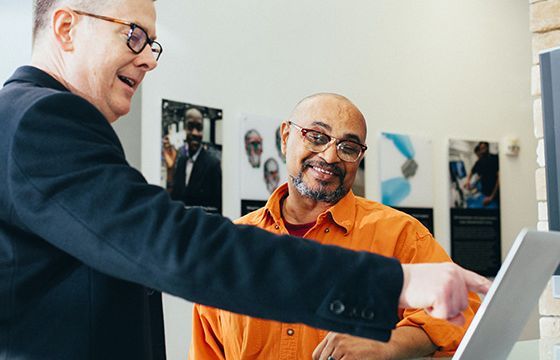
[135,45,158,71]
[191,127,202,137]
[319,141,340,164]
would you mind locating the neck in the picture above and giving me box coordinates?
[31,49,117,123]
[282,183,332,224]
[31,53,70,91]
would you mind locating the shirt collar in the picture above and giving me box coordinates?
[182,144,202,161]
[262,183,357,233]
[327,189,357,233]
[4,66,69,92]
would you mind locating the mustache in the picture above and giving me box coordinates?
[187,134,202,142]
[302,158,345,178]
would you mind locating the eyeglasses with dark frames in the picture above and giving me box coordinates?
[288,121,367,163]
[71,9,163,61]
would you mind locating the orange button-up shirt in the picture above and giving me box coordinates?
[189,183,480,359]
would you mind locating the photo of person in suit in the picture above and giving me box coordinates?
[163,101,222,213]
[171,107,222,213]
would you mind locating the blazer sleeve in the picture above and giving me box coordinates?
[208,156,222,213]
[8,93,403,341]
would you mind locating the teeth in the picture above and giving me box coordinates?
[118,75,135,87]
[313,166,334,175]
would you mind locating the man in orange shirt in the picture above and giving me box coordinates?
[189,93,481,360]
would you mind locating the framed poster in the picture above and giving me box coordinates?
[379,132,434,233]
[161,99,223,214]
[239,114,286,215]
[449,139,501,276]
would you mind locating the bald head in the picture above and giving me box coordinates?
[185,108,203,122]
[289,93,367,142]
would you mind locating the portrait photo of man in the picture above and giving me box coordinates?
[161,100,223,213]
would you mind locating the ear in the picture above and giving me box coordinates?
[52,8,78,51]
[280,120,290,156]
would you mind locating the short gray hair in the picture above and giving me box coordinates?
[32,0,156,44]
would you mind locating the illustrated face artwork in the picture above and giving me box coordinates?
[264,158,280,193]
[245,129,263,168]
[275,126,286,163]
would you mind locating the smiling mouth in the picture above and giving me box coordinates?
[311,165,335,176]
[118,75,136,88]
[302,159,345,185]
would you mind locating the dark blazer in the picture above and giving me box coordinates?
[0,66,403,359]
[171,148,222,213]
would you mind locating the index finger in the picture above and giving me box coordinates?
[463,269,492,294]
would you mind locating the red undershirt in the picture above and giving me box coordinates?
[283,220,316,238]
[280,196,316,237]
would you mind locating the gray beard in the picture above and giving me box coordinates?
[291,171,347,204]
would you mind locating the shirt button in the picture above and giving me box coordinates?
[274,224,280,230]
[324,228,330,233]
[329,300,345,315]
[287,328,295,336]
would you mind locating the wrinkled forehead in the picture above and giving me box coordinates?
[294,96,367,141]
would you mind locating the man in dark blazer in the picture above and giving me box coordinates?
[0,0,490,359]
[171,108,222,213]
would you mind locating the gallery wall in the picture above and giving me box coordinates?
[140,1,537,355]
[142,0,536,254]
[0,1,538,358]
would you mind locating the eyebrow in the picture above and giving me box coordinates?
[311,120,363,144]
[127,18,156,40]
[138,23,157,40]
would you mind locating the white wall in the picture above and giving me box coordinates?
[0,0,32,84]
[140,0,538,356]
[0,0,539,358]
[113,88,143,169]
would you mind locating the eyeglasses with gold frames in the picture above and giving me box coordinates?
[288,121,367,163]
[71,9,163,61]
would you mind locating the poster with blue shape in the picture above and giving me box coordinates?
[379,132,434,233]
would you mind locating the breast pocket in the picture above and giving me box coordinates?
[220,312,265,359]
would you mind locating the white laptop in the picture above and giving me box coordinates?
[453,229,560,360]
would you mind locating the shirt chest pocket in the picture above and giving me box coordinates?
[220,312,265,359]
